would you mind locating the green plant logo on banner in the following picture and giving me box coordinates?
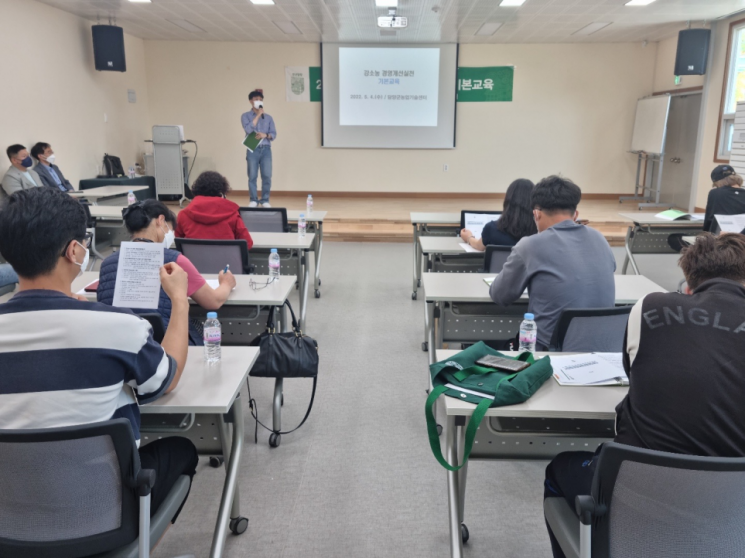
[456,67,513,102]
[310,67,322,102]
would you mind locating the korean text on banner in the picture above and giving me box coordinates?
[286,66,322,102]
[457,67,514,102]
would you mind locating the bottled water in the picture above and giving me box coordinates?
[127,191,136,205]
[298,213,307,237]
[268,248,280,277]
[306,194,314,216]
[203,312,222,363]
[128,166,136,179]
[518,313,537,354]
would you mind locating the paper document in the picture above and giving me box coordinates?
[112,242,164,309]
[715,213,745,234]
[655,209,692,221]
[206,279,236,291]
[463,212,498,240]
[550,353,628,386]
[690,213,706,221]
[459,242,484,254]
[242,132,260,153]
[484,277,496,287]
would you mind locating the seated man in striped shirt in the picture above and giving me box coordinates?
[0,187,198,519]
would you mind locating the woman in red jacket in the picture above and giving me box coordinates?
[176,171,253,248]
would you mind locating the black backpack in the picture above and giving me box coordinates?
[101,154,125,178]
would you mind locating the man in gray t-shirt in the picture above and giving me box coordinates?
[489,176,616,349]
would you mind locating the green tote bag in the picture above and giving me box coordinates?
[425,342,553,471]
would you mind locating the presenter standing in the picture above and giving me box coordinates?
[241,90,277,207]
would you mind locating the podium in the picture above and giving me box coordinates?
[151,125,188,206]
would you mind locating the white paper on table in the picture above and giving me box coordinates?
[206,279,236,291]
[715,214,745,234]
[463,212,498,240]
[550,353,628,386]
[689,213,706,221]
[459,242,484,253]
[112,242,164,309]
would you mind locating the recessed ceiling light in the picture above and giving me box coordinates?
[475,22,503,36]
[625,0,656,5]
[128,0,151,3]
[376,0,398,6]
[274,21,301,34]
[167,19,206,33]
[573,22,612,36]
[499,0,526,6]
[250,0,275,5]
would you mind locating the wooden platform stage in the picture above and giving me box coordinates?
[215,192,663,246]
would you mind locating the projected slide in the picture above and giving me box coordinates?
[339,48,440,127]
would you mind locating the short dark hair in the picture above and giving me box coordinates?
[191,171,231,198]
[30,142,51,160]
[121,199,177,235]
[496,178,537,240]
[679,233,745,290]
[248,90,264,100]
[0,188,86,278]
[6,144,26,160]
[531,175,582,214]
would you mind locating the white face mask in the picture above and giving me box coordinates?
[73,241,90,277]
[162,226,175,248]
[253,100,263,110]
[46,154,56,164]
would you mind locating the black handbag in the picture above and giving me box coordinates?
[248,300,318,439]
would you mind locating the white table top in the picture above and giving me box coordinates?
[69,185,149,198]
[618,212,706,227]
[89,206,125,220]
[411,212,460,225]
[250,232,315,250]
[287,210,327,222]
[436,350,627,419]
[422,273,666,304]
[141,346,259,415]
[419,236,471,255]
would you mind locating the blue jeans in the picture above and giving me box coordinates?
[246,145,272,204]
[0,264,18,287]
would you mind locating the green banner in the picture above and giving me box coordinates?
[456,67,513,102]
[310,67,322,102]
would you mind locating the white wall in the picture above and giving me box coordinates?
[0,0,150,186]
[144,41,658,195]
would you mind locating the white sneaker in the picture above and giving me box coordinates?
[248,201,258,208]
[261,202,272,208]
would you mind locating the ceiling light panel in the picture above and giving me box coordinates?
[499,0,527,6]
[375,0,398,7]
[573,22,612,36]
[625,0,656,5]
[250,0,275,5]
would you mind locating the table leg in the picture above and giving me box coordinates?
[412,224,422,298]
[436,301,445,351]
[427,301,436,366]
[446,415,464,558]
[210,395,245,558]
[456,420,468,526]
[313,222,323,294]
[217,416,241,521]
[297,249,309,332]
[623,226,640,275]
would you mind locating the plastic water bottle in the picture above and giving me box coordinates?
[518,313,537,354]
[128,166,136,179]
[203,312,222,363]
[127,190,136,205]
[298,213,307,237]
[268,248,280,277]
[306,194,314,216]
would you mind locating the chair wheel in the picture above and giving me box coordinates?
[209,456,224,468]
[269,433,281,448]
[436,424,443,436]
[422,342,428,352]
[315,289,321,298]
[229,516,248,535]
[412,292,417,300]
[461,523,469,544]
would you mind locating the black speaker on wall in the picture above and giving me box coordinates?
[674,29,710,76]
[92,25,126,72]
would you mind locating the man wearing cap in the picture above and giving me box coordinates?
[704,164,745,233]
[241,89,277,208]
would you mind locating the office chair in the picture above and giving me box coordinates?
[544,441,745,558]
[137,312,166,344]
[549,306,632,352]
[0,419,192,558]
[174,238,251,275]
[239,207,290,233]
[483,245,512,273]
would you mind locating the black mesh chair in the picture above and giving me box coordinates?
[239,207,289,233]
[0,419,191,558]
[544,442,745,558]
[483,245,512,273]
[174,238,251,275]
[137,313,166,344]
[549,306,632,352]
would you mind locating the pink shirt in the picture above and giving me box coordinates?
[176,254,207,296]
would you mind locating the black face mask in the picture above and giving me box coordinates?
[20,156,33,168]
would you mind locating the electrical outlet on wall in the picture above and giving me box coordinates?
[443,164,449,172]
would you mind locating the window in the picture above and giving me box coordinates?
[718,20,745,161]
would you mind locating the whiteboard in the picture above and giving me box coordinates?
[630,95,671,154]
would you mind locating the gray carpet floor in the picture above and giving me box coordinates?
[149,241,685,558]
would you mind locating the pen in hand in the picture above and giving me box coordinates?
[223,264,230,274]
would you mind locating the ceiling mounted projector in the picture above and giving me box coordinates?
[378,15,407,28]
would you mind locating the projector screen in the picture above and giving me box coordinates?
[321,43,458,149]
